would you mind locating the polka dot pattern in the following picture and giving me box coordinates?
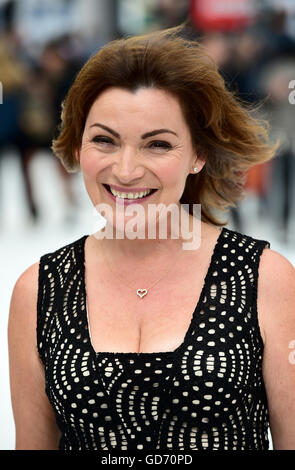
[37,227,271,450]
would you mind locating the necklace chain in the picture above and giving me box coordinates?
[98,238,184,299]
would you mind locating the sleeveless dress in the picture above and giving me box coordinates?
[37,227,271,450]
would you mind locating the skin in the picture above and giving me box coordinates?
[8,87,295,449]
[77,86,205,260]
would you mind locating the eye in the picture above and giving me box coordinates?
[91,135,114,146]
[148,140,173,150]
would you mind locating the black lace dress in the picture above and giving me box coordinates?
[37,227,271,450]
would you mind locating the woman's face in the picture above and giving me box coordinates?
[78,86,205,235]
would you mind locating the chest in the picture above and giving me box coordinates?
[85,255,209,354]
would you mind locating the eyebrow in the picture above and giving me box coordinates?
[89,123,178,139]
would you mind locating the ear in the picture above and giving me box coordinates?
[190,152,207,175]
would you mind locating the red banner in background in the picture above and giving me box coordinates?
[190,0,257,32]
[245,162,273,197]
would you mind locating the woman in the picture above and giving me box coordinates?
[8,25,295,450]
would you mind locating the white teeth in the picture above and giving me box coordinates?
[109,187,153,199]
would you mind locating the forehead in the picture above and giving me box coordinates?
[85,87,188,130]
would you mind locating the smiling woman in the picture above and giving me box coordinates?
[52,26,278,226]
[76,85,201,235]
[8,23,295,451]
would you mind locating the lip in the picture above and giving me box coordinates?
[103,184,158,205]
[107,183,156,193]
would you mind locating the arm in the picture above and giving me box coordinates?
[8,263,61,450]
[257,249,295,450]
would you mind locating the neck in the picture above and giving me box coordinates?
[92,210,203,261]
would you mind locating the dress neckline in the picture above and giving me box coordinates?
[80,226,227,360]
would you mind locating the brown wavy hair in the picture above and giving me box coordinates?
[52,24,279,226]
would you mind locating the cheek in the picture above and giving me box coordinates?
[164,161,189,187]
[80,150,102,178]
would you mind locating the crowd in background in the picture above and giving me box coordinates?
[0,0,295,241]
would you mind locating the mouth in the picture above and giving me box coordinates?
[103,184,158,201]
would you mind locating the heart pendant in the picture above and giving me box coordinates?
[136,289,148,299]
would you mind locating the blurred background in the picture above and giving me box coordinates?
[1,0,295,450]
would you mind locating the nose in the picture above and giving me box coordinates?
[112,145,145,183]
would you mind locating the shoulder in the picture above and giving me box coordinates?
[8,262,40,351]
[258,247,295,300]
[9,235,87,329]
[257,247,295,341]
[10,262,40,310]
[40,235,88,270]
[39,234,88,264]
[223,228,295,342]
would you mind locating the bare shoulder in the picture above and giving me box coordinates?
[13,261,39,288]
[257,247,295,341]
[258,247,295,298]
[8,262,40,338]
